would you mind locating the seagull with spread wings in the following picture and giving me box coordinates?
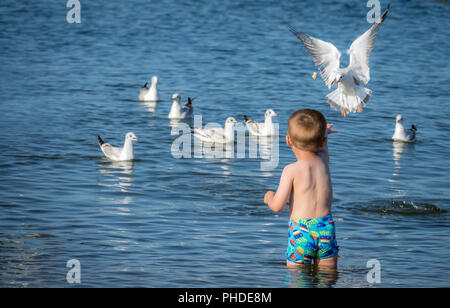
[289,5,390,117]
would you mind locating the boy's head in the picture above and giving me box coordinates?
[287,109,327,152]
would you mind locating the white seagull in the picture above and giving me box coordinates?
[139,76,159,102]
[192,117,239,144]
[289,5,390,117]
[392,114,417,143]
[168,93,193,119]
[98,132,138,161]
[244,109,278,136]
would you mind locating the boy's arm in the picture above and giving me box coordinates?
[264,165,294,212]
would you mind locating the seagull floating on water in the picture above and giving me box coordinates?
[139,76,158,102]
[168,93,194,119]
[191,117,239,144]
[289,5,390,117]
[392,114,417,143]
[244,109,278,136]
[98,132,138,161]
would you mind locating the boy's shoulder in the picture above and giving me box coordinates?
[284,161,299,170]
[284,155,326,173]
[283,161,303,176]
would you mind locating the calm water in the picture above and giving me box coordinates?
[0,0,449,287]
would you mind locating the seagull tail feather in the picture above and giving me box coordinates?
[379,4,390,24]
[98,135,105,146]
[326,87,372,117]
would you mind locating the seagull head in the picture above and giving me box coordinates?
[396,114,403,123]
[126,132,138,142]
[265,109,278,118]
[172,93,181,102]
[151,76,158,85]
[225,117,239,126]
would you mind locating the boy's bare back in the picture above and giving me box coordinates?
[264,109,339,268]
[285,149,332,220]
[263,125,335,220]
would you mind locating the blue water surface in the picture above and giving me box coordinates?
[0,0,449,287]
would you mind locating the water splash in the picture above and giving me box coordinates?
[357,200,447,216]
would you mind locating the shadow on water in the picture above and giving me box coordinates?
[392,141,414,169]
[97,160,134,193]
[285,265,339,288]
[140,100,158,113]
[169,118,194,136]
[248,135,279,160]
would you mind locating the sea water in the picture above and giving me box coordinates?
[0,0,449,287]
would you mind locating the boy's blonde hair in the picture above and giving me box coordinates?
[288,109,327,152]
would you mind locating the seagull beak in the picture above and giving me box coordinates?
[273,113,278,117]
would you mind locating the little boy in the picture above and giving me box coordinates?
[264,109,339,268]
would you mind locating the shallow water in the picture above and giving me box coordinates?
[0,0,449,287]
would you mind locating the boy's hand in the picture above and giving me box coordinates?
[327,123,338,136]
[264,191,275,205]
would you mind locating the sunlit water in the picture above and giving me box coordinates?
[0,0,449,287]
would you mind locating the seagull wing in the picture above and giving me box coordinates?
[407,127,416,142]
[181,104,193,118]
[139,87,149,102]
[193,127,225,143]
[206,128,226,142]
[347,5,390,84]
[100,143,122,160]
[289,25,342,89]
[245,118,262,136]
[249,122,266,136]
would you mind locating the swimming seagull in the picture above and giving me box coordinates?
[98,132,138,161]
[139,76,158,101]
[288,5,390,117]
[244,109,278,136]
[191,117,239,144]
[168,93,194,119]
[392,114,417,143]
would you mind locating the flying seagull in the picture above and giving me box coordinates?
[289,5,390,117]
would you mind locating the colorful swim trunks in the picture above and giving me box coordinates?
[286,215,339,264]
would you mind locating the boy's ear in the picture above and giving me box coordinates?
[320,136,328,148]
[286,135,293,147]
